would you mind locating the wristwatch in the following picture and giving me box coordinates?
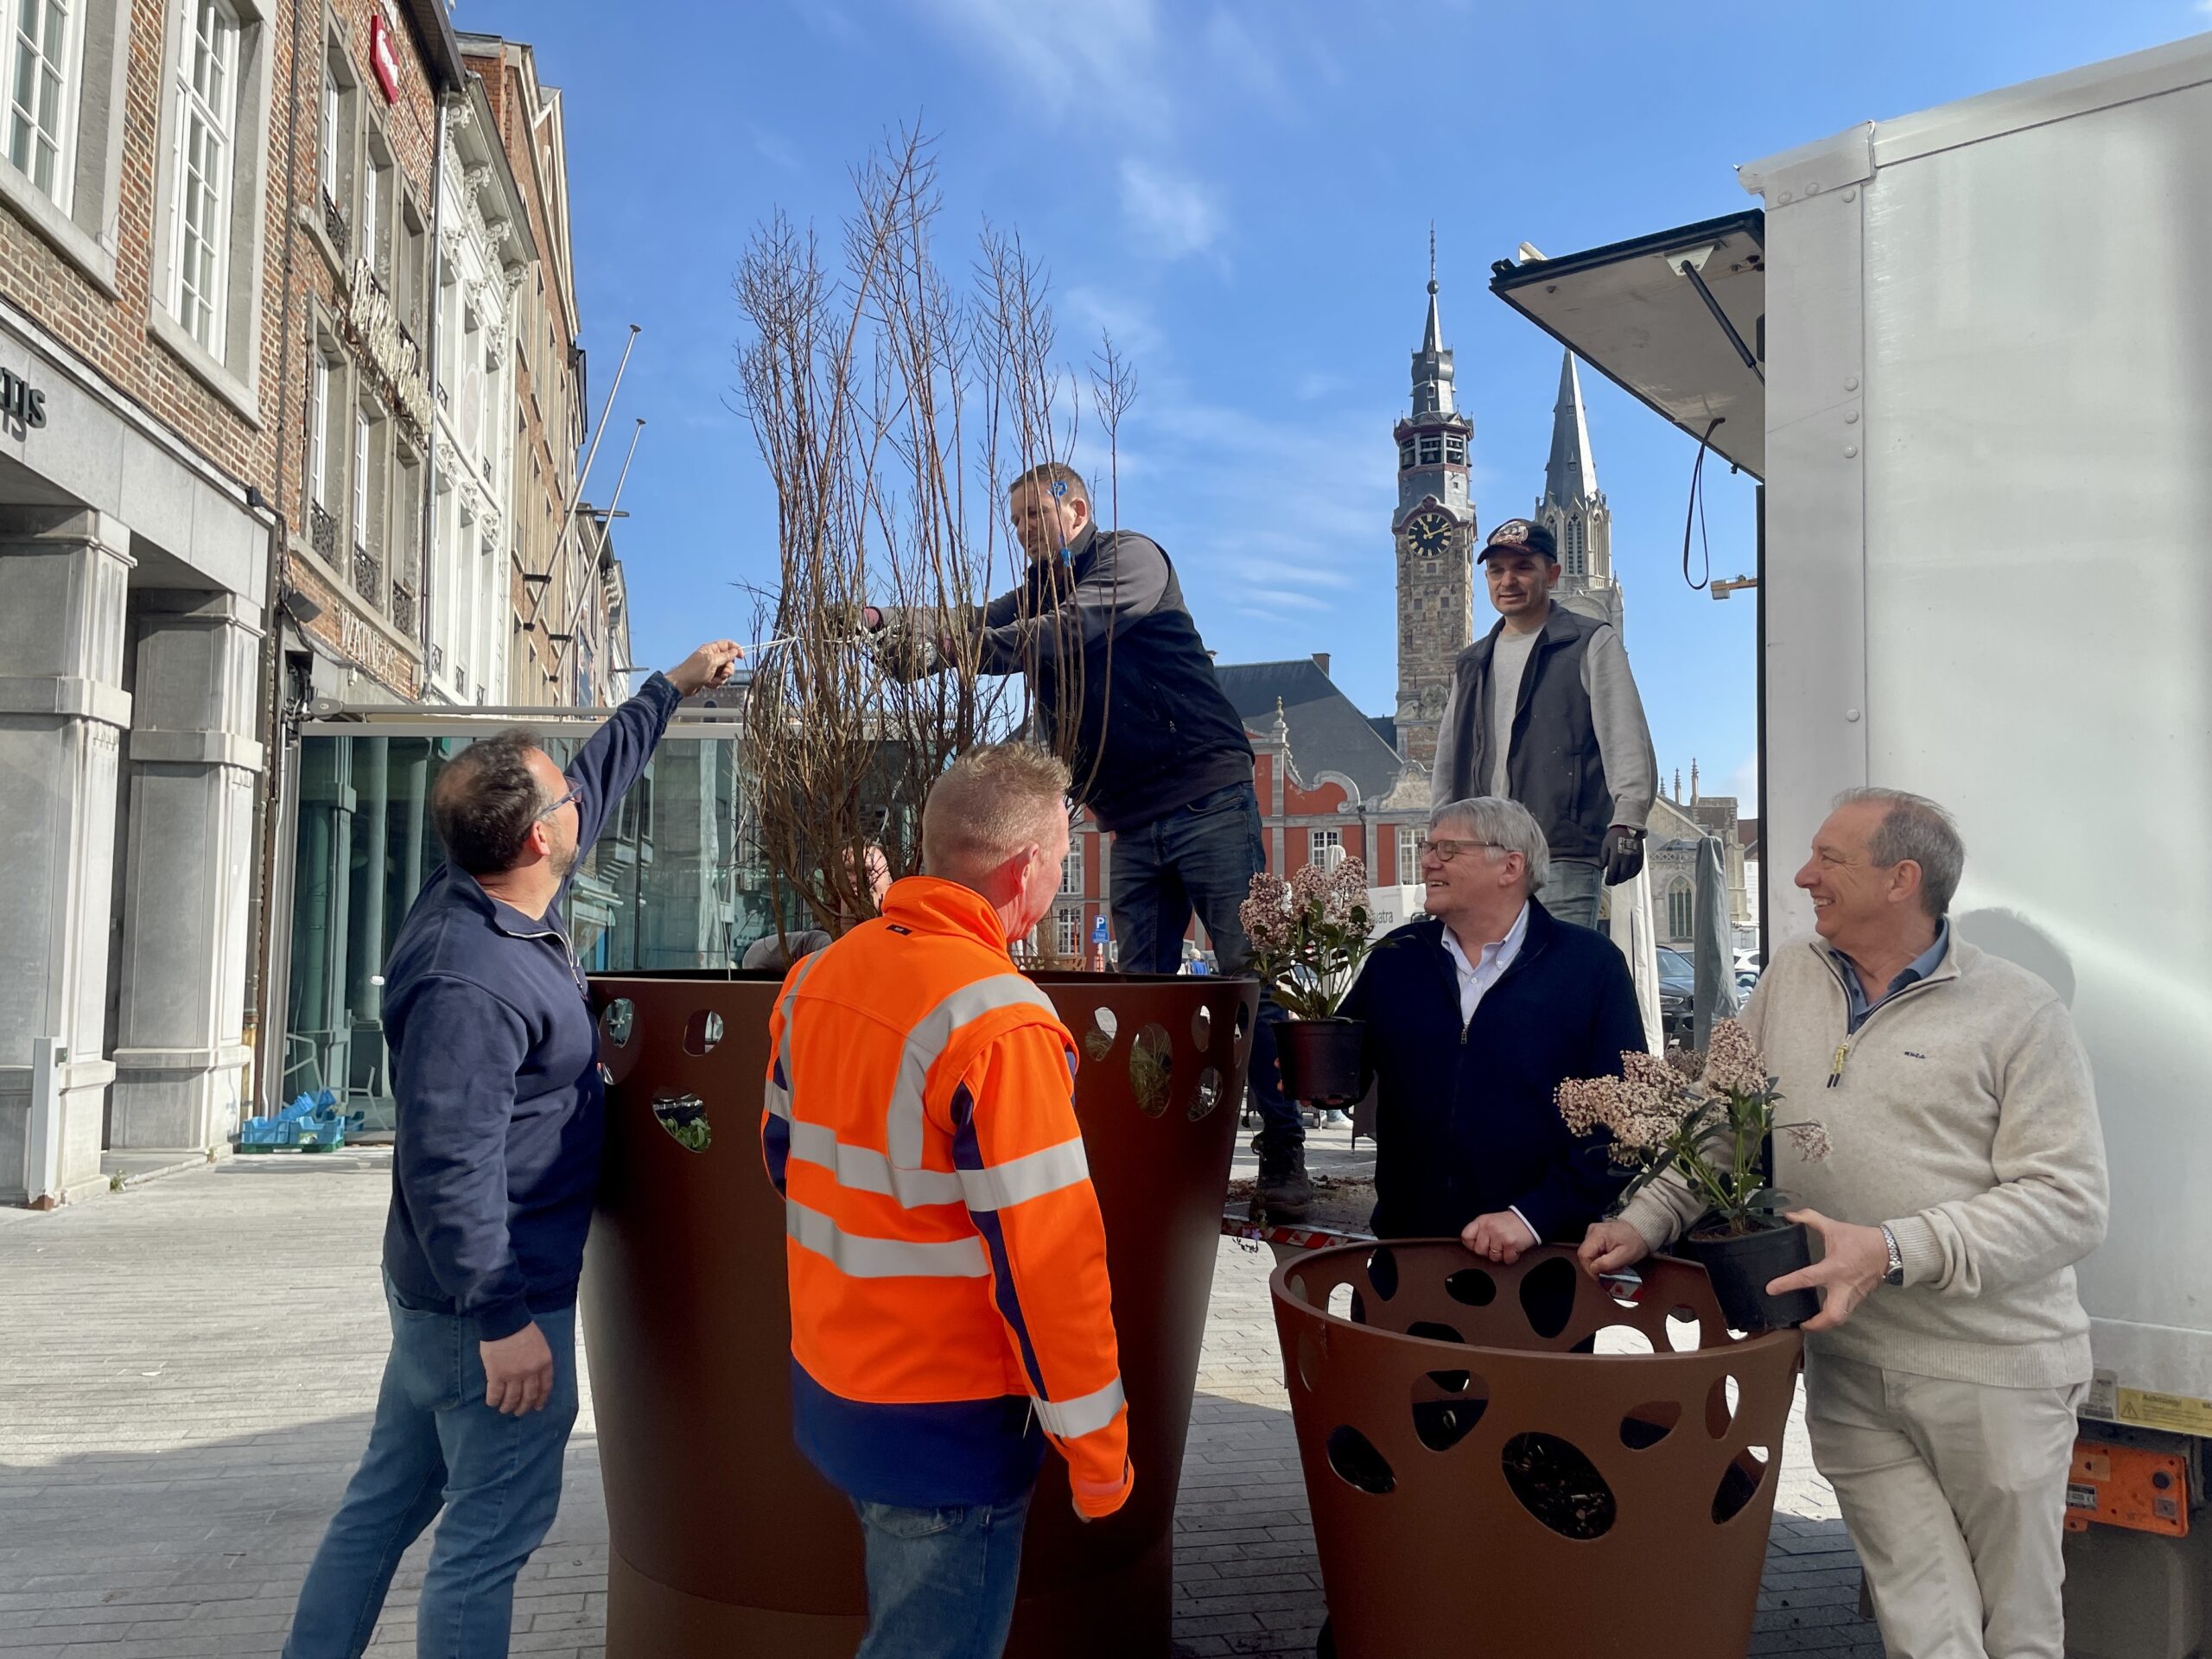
[1878,1224,1905,1287]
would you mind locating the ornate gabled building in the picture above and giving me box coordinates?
[1535,349,1621,632]
[1390,243,1478,767]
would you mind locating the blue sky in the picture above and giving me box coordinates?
[460,0,2209,810]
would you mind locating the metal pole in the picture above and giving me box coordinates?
[551,420,643,677]
[524,322,639,629]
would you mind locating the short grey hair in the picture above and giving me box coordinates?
[1834,787,1965,918]
[1428,796,1549,897]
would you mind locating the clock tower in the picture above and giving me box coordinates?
[1393,242,1477,768]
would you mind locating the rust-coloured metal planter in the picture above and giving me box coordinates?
[582,970,1255,1658]
[1273,1241,1803,1659]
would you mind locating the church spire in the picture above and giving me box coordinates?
[1542,350,1598,508]
[1410,227,1455,417]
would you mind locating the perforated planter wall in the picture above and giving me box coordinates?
[582,970,1256,1658]
[1272,1242,1803,1659]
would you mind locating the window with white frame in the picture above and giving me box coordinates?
[1396,824,1425,879]
[360,140,387,283]
[1667,878,1694,941]
[1060,840,1083,897]
[1055,908,1081,958]
[6,0,81,207]
[1310,828,1342,868]
[168,0,239,355]
[307,347,333,509]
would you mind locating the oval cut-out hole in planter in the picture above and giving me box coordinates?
[683,1009,725,1056]
[1446,1267,1497,1307]
[1501,1432,1617,1540]
[1620,1401,1681,1449]
[1706,1374,1741,1439]
[600,998,635,1050]
[1406,1320,1464,1346]
[1413,1369,1490,1452]
[1518,1255,1580,1340]
[1366,1245,1399,1302]
[1325,1426,1395,1495]
[1712,1445,1771,1523]
[1665,1306,1703,1353]
[1083,1007,1119,1063]
[1233,1001,1252,1044]
[1189,1066,1223,1122]
[1296,1328,1325,1394]
[1192,1003,1214,1052]
[651,1090,711,1153]
[1129,1023,1172,1116]
[597,1063,615,1086]
[1594,1324,1656,1356]
[1327,1283,1356,1323]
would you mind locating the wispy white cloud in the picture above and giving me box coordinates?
[912,0,1166,129]
[1117,160,1224,259]
[1294,372,1348,402]
[747,124,803,174]
[1063,285,1166,359]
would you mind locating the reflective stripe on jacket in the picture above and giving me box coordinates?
[762,876,1135,1517]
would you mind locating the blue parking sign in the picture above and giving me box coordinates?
[1091,917,1109,945]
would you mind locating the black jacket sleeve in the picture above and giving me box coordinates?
[391,976,535,1338]
[1507,941,1647,1243]
[567,671,682,859]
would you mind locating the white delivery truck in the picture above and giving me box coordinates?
[1489,32,2212,1656]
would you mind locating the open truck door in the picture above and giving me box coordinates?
[1489,33,2212,1648]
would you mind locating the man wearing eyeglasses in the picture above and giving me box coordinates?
[1431,520,1657,931]
[284,639,742,1659]
[1338,795,1646,1254]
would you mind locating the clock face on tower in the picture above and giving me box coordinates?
[1403,508,1456,558]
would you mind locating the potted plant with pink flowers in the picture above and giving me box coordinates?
[1241,857,1381,1108]
[1557,1019,1834,1331]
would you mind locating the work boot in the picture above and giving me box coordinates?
[1254,1130,1313,1221]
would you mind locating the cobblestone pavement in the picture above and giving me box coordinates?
[0,1153,1883,1657]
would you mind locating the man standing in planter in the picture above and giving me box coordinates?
[1431,520,1657,931]
[1341,795,1645,1251]
[861,461,1313,1217]
[1580,789,2107,1659]
[283,639,745,1659]
[763,744,1132,1659]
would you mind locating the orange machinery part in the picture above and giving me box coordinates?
[2065,1439,2190,1538]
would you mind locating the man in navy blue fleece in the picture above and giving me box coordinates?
[283,639,741,1659]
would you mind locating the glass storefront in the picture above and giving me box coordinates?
[280,721,779,1129]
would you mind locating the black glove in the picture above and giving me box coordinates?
[1600,825,1645,887]
[874,625,942,683]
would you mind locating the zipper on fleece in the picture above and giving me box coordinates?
[1815,954,1948,1088]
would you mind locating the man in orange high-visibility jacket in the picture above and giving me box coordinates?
[763,743,1133,1659]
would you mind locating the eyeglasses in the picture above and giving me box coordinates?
[536,783,584,823]
[1421,837,1502,864]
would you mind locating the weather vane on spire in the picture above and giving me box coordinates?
[1427,222,1437,294]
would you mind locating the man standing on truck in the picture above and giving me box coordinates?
[1431,519,1656,930]
[1580,789,2108,1659]
[861,461,1313,1217]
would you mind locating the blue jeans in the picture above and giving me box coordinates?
[283,1279,579,1659]
[1108,781,1299,1144]
[853,1489,1034,1659]
[1547,858,1602,930]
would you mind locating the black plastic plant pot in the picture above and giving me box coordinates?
[1276,1017,1367,1107]
[1686,1222,1822,1332]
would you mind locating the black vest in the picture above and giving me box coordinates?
[1445,604,1611,859]
[1025,535,1253,833]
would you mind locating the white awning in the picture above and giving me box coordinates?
[1489,211,1766,481]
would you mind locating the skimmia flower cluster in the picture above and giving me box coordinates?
[1240,857,1378,1020]
[1554,1018,1831,1238]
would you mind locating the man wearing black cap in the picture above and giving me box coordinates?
[1430,519,1656,930]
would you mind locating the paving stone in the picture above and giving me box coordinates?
[0,1152,1885,1657]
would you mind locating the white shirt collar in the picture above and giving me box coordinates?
[1441,900,1531,982]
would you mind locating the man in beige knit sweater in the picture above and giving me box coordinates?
[1580,788,2107,1659]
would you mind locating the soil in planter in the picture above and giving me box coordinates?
[1499,1431,1618,1540]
